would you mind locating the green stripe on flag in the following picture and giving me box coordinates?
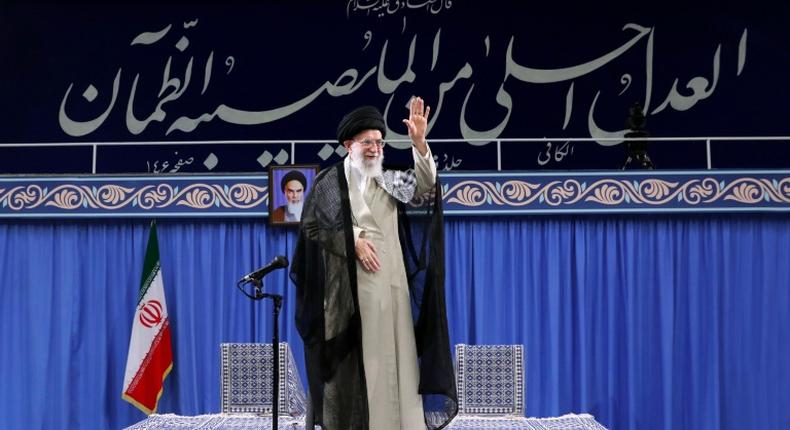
[137,221,161,305]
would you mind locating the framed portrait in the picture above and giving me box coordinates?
[268,164,319,226]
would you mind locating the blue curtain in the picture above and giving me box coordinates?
[0,220,301,429]
[1,215,789,429]
[444,215,790,429]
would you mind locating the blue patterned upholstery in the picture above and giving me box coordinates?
[125,413,608,429]
[124,413,305,429]
[455,344,525,416]
[219,343,306,417]
[443,413,609,430]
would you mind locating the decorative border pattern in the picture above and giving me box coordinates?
[441,171,790,214]
[0,176,268,217]
[1,171,789,218]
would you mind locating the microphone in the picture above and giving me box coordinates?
[240,255,289,283]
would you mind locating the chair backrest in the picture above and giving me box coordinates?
[219,342,306,416]
[454,344,525,416]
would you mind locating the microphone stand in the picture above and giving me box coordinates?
[237,277,283,429]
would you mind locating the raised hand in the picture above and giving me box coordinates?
[402,96,431,156]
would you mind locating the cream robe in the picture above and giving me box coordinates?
[343,146,437,430]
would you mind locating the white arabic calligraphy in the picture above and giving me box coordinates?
[537,141,574,166]
[347,0,452,19]
[146,152,195,174]
[58,14,745,161]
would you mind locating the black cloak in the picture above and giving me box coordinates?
[290,162,458,429]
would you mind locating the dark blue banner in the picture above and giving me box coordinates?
[1,1,789,173]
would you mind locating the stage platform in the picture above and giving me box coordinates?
[125,412,608,429]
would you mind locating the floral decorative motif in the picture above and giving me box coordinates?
[1,174,789,217]
[443,177,790,208]
[446,180,542,206]
[0,183,268,211]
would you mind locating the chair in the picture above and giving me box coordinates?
[454,344,525,417]
[446,344,611,430]
[219,342,307,417]
[444,344,527,429]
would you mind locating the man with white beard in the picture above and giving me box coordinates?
[271,170,306,222]
[291,97,457,430]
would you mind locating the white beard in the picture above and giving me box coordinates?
[286,200,303,218]
[350,142,384,178]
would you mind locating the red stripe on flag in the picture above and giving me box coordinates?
[123,319,173,413]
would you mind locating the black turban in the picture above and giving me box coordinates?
[281,170,307,192]
[336,105,387,144]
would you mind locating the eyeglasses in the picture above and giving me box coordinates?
[353,139,386,149]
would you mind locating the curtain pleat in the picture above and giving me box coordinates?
[1,215,788,429]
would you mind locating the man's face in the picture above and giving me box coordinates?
[345,129,384,175]
[284,180,304,204]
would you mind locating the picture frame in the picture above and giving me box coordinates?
[268,164,319,226]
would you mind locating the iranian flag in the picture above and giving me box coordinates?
[122,221,173,414]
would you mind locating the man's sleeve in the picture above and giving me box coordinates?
[352,226,364,244]
[412,143,437,196]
